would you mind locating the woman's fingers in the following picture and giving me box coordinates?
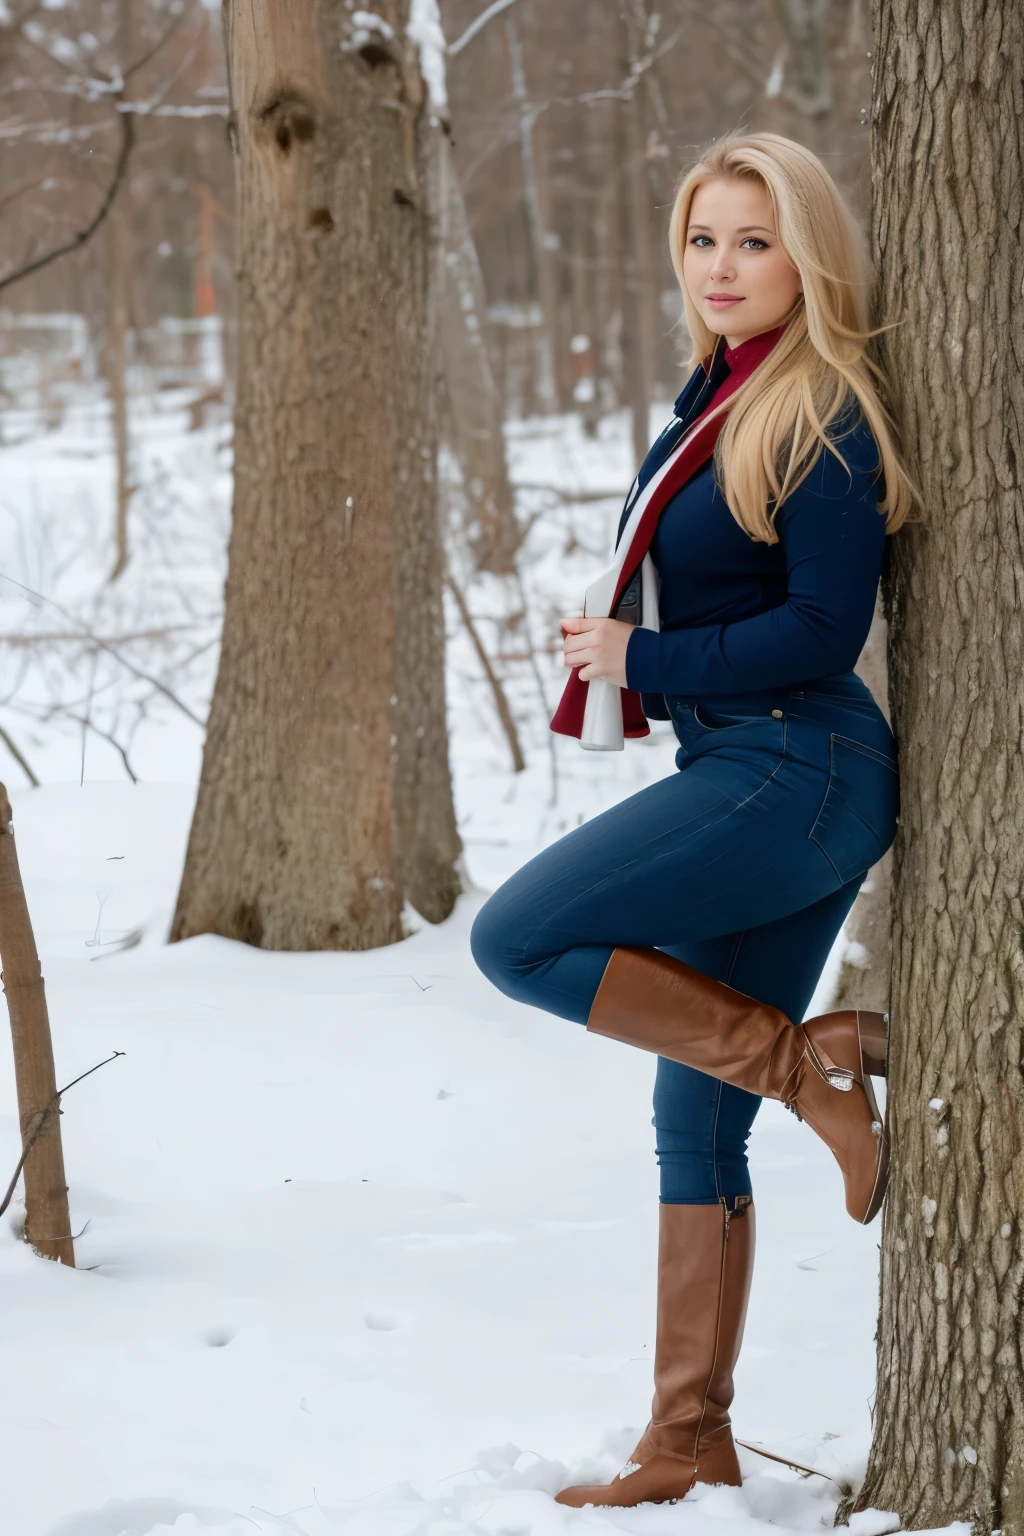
[561,617,632,686]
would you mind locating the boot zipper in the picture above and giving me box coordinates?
[693,1199,731,1463]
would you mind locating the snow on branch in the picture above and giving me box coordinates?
[408,0,448,114]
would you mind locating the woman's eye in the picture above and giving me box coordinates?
[688,235,769,250]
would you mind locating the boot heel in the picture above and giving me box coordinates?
[857,1011,888,1077]
[695,1424,742,1486]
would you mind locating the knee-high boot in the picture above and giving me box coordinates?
[555,1195,755,1508]
[585,946,889,1225]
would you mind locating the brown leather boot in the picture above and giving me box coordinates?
[585,946,889,1225]
[555,1195,754,1507]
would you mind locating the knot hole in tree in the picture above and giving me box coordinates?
[257,90,317,155]
[356,37,399,70]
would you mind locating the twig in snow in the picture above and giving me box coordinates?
[735,1440,845,1488]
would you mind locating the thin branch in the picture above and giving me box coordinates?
[65,712,138,784]
[446,572,526,773]
[448,0,521,56]
[0,108,134,294]
[0,1050,125,1222]
[0,622,210,645]
[0,723,40,788]
[0,575,207,728]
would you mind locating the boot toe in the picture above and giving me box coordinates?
[554,1454,696,1508]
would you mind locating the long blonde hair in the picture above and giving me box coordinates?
[668,131,921,541]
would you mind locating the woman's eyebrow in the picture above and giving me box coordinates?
[687,224,776,234]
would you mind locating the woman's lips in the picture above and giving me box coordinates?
[705,295,743,306]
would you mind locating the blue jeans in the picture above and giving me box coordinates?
[470,670,899,1205]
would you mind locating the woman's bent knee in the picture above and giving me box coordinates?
[470,889,533,1002]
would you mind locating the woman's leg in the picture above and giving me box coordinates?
[470,732,852,1026]
[652,873,865,1205]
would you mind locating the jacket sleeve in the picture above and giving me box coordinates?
[623,417,887,699]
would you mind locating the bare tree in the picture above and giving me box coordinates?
[0,784,74,1266]
[851,0,1024,1528]
[172,0,461,951]
[438,134,520,573]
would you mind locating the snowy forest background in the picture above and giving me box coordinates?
[0,2,917,1534]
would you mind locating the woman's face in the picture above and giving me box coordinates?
[681,176,802,350]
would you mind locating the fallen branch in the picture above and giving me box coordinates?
[736,1439,844,1487]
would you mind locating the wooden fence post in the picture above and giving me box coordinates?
[0,784,74,1266]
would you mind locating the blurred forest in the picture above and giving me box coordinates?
[0,0,873,443]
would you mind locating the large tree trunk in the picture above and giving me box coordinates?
[853,2,1024,1528]
[172,0,461,951]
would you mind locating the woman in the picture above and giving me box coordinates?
[470,132,919,1509]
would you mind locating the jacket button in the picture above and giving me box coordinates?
[771,709,783,719]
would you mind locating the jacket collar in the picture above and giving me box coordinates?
[671,322,788,423]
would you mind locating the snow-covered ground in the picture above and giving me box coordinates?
[0,379,918,1536]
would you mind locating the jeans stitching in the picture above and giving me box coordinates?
[517,749,788,961]
[807,734,894,882]
[519,724,789,964]
[710,1079,724,1201]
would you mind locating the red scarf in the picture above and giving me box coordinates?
[550,323,788,740]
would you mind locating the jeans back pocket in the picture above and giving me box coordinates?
[809,733,900,882]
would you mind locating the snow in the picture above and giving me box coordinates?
[408,0,449,115]
[0,368,941,1536]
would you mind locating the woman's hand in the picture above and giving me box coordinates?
[560,615,633,687]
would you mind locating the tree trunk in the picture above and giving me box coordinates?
[853,2,1024,1528]
[0,785,74,1266]
[618,22,658,471]
[506,10,564,413]
[437,135,520,574]
[172,0,461,951]
[107,178,133,582]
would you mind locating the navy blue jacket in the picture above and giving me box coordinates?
[621,345,888,711]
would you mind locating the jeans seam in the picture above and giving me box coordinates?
[516,764,784,961]
[710,1079,724,1201]
[520,726,787,965]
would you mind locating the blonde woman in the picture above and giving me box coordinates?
[471,132,920,1509]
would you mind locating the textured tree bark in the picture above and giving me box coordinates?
[0,784,74,1266]
[172,0,461,951]
[852,2,1024,1528]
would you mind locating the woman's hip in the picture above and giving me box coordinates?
[667,670,899,886]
